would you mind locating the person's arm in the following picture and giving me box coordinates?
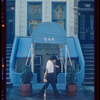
[54,65,59,68]
[43,70,48,83]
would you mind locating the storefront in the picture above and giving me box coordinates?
[8,0,86,87]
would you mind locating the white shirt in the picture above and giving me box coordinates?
[46,60,54,73]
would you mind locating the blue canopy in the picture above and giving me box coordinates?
[32,22,67,44]
[62,38,78,58]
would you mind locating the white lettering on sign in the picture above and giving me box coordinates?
[44,37,54,42]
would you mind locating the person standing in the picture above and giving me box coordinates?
[37,55,60,98]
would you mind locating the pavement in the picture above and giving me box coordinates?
[6,85,94,100]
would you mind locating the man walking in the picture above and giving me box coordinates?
[37,55,60,98]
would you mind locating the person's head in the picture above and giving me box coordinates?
[50,55,57,63]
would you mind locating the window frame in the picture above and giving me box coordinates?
[27,2,42,36]
[52,2,66,31]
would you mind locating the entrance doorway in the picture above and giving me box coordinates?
[6,12,15,44]
[78,12,94,44]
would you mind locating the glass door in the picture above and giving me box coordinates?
[78,12,94,44]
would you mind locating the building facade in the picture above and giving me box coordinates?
[6,0,95,86]
[6,0,95,44]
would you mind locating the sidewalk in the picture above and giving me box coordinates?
[6,85,94,100]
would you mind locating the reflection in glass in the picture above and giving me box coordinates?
[28,3,42,36]
[29,19,40,29]
[53,20,65,29]
[52,3,65,30]
[90,15,94,40]
[53,4,65,19]
[29,4,41,18]
[80,15,85,40]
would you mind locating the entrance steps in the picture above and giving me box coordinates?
[6,44,13,86]
[81,44,95,85]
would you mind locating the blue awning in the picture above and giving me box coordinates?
[16,37,78,58]
[62,38,78,58]
[16,37,31,57]
[32,22,67,44]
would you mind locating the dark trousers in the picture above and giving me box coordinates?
[39,73,59,97]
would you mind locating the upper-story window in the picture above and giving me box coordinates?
[28,2,42,36]
[52,2,66,30]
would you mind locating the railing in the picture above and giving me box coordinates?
[73,38,85,86]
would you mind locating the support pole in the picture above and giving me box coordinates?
[25,48,31,65]
[31,43,34,73]
[67,48,72,66]
[64,45,67,96]
[60,45,63,72]
[65,45,67,85]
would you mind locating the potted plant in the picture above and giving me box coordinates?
[66,66,77,96]
[21,65,33,96]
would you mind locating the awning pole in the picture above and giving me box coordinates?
[65,45,67,86]
[67,48,72,66]
[25,48,31,65]
[31,43,34,73]
[60,45,63,73]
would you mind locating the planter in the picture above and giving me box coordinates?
[66,84,77,96]
[21,84,32,96]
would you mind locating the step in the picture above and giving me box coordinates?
[6,61,10,65]
[83,53,94,56]
[85,68,94,71]
[84,57,94,60]
[6,60,10,63]
[81,46,94,50]
[82,49,94,53]
[6,82,13,86]
[6,59,10,62]
[6,64,10,67]
[6,53,11,56]
[6,77,11,82]
[85,66,94,69]
[84,77,94,80]
[85,73,94,76]
[85,73,94,78]
[6,46,12,49]
[85,68,94,70]
[82,82,94,85]
[6,44,13,46]
[81,44,94,47]
[6,50,12,53]
[84,78,94,82]
[6,73,10,77]
[85,64,94,67]
[85,72,94,75]
[6,66,10,69]
[85,63,94,66]
[85,60,94,64]
[6,69,9,73]
[85,69,94,73]
[6,56,10,59]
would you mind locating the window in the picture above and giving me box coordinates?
[52,3,66,30]
[28,2,42,36]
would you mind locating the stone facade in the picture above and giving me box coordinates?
[15,0,77,37]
